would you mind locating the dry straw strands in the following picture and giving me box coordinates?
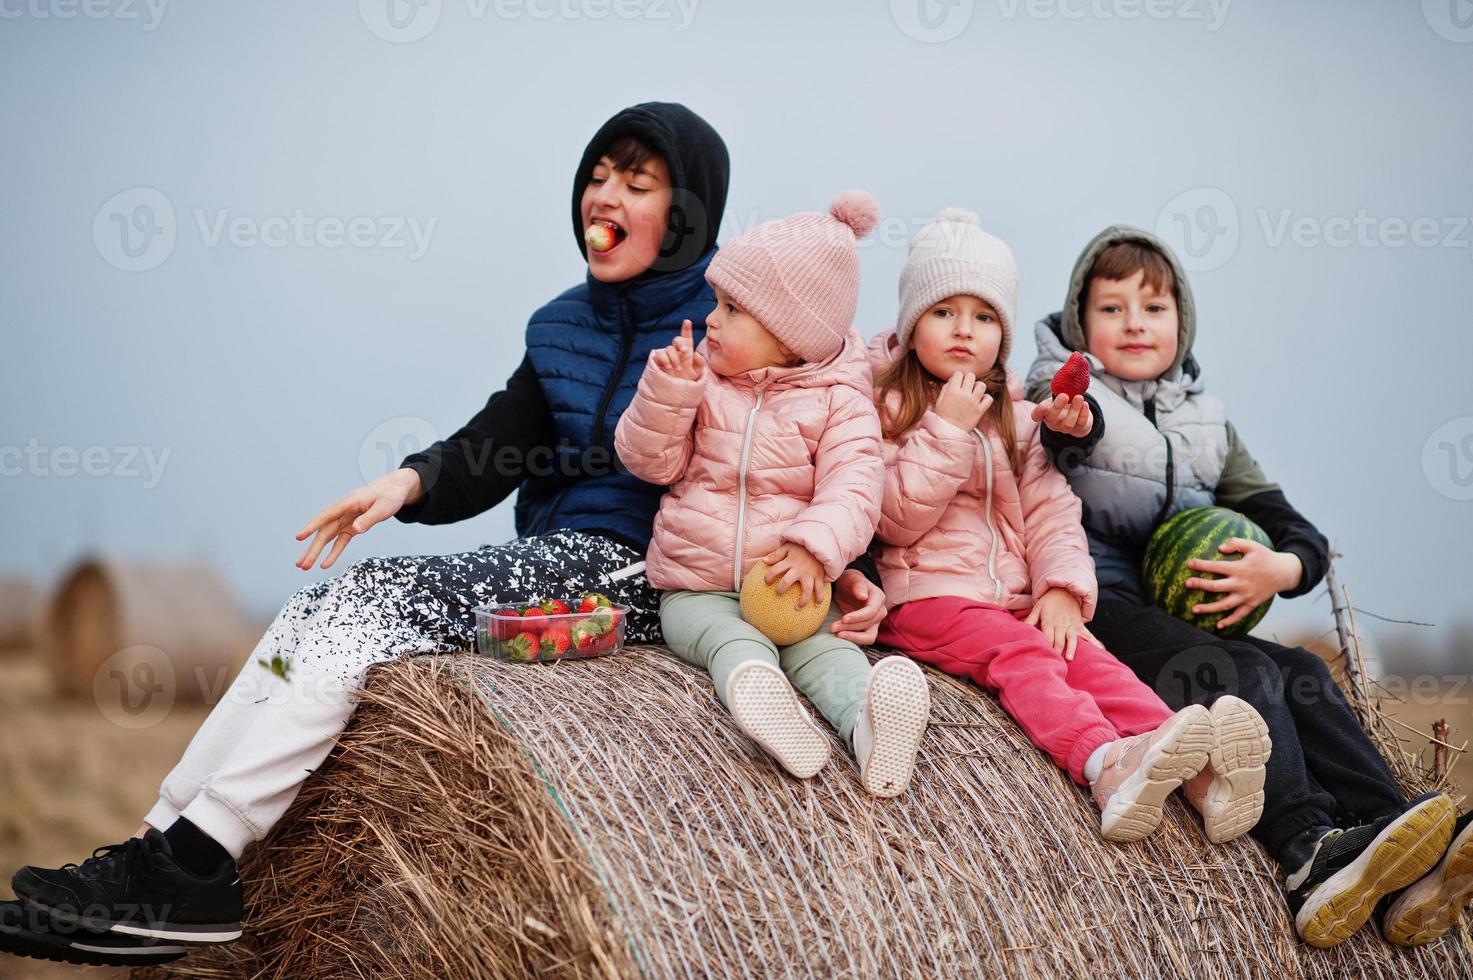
[137,635,1469,978]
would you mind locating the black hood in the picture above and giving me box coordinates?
[570,101,729,278]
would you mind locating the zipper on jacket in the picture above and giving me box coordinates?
[732,388,766,592]
[589,295,636,450]
[544,295,636,534]
[973,428,1004,602]
[1142,396,1177,527]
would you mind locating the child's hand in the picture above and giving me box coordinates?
[830,569,887,644]
[295,467,423,571]
[1024,587,1091,661]
[651,319,705,382]
[1030,394,1092,438]
[760,543,828,610]
[1185,538,1304,631]
[933,371,993,432]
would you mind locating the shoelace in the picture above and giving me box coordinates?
[63,837,159,884]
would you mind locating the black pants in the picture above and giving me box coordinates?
[1088,596,1406,867]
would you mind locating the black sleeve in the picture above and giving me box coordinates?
[1037,392,1105,473]
[393,353,555,526]
[845,546,882,590]
[1232,489,1329,599]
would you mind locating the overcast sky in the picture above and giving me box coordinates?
[4,0,1470,674]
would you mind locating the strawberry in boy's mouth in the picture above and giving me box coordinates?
[585,217,627,254]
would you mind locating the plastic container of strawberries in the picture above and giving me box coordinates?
[472,594,628,663]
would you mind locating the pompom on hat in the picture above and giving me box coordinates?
[705,190,879,363]
[896,207,1019,365]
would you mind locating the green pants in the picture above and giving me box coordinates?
[659,590,872,743]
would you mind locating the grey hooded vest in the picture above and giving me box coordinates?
[1024,225,1231,600]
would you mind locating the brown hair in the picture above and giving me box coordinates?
[874,343,1018,470]
[601,136,658,176]
[1078,240,1177,330]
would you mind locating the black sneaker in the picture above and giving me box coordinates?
[1,899,188,967]
[10,828,244,943]
[1382,808,1473,946]
[1287,792,1457,948]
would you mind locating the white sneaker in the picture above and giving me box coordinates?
[1183,695,1272,843]
[852,656,930,798]
[724,660,830,779]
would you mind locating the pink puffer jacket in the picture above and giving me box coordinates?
[614,330,884,593]
[867,330,1098,618]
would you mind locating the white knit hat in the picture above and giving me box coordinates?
[896,208,1019,364]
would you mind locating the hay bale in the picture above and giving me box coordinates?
[132,647,1471,979]
[46,559,252,702]
[0,577,42,651]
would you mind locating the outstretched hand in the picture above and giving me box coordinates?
[294,467,423,571]
[1030,393,1092,438]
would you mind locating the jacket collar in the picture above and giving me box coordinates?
[585,247,716,325]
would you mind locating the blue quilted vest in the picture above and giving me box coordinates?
[514,248,715,551]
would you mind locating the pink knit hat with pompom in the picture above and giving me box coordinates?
[705,190,879,363]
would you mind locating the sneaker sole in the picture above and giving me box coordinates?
[859,657,930,798]
[1,901,189,966]
[23,899,241,945]
[1384,816,1473,946]
[1295,794,1457,948]
[727,661,831,779]
[1199,695,1272,844]
[1101,706,1213,844]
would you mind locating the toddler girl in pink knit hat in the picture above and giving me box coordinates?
[614,191,931,797]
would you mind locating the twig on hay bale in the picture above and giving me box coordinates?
[1325,553,1464,799]
[136,639,1473,980]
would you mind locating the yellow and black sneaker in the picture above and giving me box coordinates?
[1287,792,1457,948]
[1382,808,1473,947]
[1,899,188,967]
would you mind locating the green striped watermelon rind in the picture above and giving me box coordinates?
[1143,506,1274,639]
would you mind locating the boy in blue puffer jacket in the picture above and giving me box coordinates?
[1,102,889,966]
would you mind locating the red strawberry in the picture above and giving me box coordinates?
[571,621,602,656]
[1051,351,1091,399]
[584,223,616,253]
[503,631,540,663]
[518,607,547,634]
[539,625,572,659]
[490,608,521,641]
[578,592,613,613]
[541,598,571,616]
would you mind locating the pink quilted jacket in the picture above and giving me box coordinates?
[614,330,884,593]
[867,330,1098,618]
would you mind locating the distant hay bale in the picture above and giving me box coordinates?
[0,577,42,651]
[134,647,1470,980]
[46,559,252,702]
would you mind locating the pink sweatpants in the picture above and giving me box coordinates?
[877,596,1173,784]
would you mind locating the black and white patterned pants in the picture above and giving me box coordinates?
[144,531,659,858]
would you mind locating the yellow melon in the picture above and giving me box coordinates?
[739,561,832,646]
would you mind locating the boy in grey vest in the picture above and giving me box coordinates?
[1027,226,1470,949]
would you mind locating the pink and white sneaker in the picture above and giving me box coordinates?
[1183,695,1272,843]
[1091,705,1213,843]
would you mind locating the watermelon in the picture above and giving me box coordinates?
[1142,506,1274,638]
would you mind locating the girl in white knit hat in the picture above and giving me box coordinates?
[867,208,1270,842]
